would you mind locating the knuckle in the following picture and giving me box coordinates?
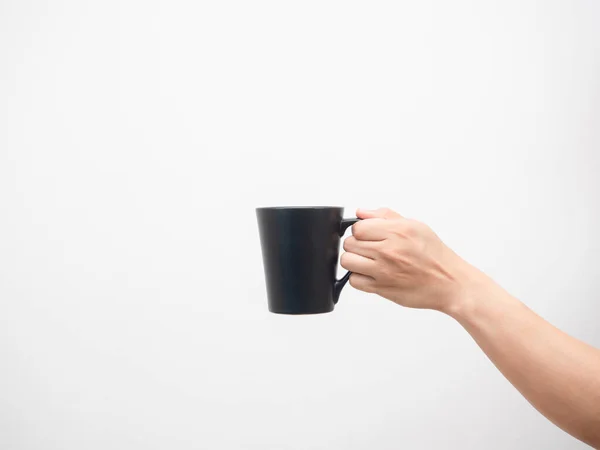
[352,222,365,238]
[380,246,397,260]
[397,219,420,237]
[349,274,358,288]
[378,207,401,219]
[340,252,350,268]
[405,222,419,237]
[343,236,355,251]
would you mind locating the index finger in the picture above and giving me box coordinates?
[352,218,389,241]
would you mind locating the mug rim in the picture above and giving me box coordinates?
[256,206,343,210]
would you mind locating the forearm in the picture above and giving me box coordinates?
[445,269,600,448]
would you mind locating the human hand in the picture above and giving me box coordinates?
[340,208,479,313]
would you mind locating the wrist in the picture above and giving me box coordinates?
[439,263,498,322]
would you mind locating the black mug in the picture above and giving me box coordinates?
[256,206,359,314]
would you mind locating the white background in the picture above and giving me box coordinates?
[1,0,599,449]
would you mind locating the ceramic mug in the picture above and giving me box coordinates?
[256,206,359,314]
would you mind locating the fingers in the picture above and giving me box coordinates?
[349,273,377,293]
[357,207,403,220]
[351,218,389,241]
[343,236,380,259]
[340,252,377,277]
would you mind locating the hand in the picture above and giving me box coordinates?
[340,208,478,312]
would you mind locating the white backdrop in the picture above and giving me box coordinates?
[1,1,599,449]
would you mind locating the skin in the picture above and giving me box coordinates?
[341,207,600,449]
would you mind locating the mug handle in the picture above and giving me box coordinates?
[333,218,362,304]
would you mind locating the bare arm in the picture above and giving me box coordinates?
[449,272,600,447]
[341,208,600,448]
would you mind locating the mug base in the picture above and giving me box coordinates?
[268,306,335,315]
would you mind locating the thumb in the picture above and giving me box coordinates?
[357,207,403,220]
